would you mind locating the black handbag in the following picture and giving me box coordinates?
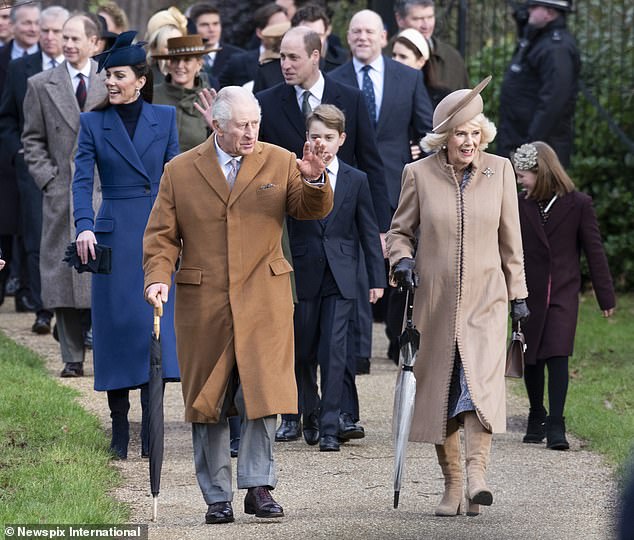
[505,321,526,378]
[63,242,112,274]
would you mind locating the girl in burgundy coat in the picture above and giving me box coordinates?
[513,141,615,450]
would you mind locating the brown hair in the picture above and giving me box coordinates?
[306,103,345,134]
[520,141,576,200]
[97,1,129,32]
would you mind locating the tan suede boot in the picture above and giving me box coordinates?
[434,418,463,516]
[463,411,493,516]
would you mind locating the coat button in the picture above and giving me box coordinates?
[144,184,150,193]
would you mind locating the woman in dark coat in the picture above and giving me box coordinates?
[72,31,180,459]
[513,141,615,450]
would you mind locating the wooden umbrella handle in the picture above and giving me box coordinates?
[153,304,163,338]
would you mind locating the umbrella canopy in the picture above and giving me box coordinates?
[392,286,420,509]
[148,304,164,521]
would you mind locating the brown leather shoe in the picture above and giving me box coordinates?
[205,501,234,524]
[60,362,84,377]
[244,486,284,518]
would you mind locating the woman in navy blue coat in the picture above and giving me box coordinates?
[72,32,179,459]
[513,141,615,451]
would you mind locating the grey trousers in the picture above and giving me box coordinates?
[55,307,87,364]
[192,384,277,504]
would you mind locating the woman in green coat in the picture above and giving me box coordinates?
[152,35,218,152]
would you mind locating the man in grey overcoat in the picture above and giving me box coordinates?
[22,13,105,377]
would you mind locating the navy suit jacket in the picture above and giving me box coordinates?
[329,56,433,211]
[218,48,259,88]
[0,51,43,161]
[256,75,391,231]
[209,42,243,78]
[288,160,386,300]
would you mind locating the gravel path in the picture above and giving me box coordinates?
[0,303,618,539]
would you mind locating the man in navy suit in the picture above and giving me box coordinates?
[330,8,433,369]
[256,26,390,443]
[288,104,385,452]
[189,3,243,81]
[0,5,68,334]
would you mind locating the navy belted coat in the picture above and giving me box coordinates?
[72,102,180,391]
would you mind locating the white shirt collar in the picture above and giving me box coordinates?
[294,71,325,103]
[326,156,339,192]
[66,60,92,81]
[214,134,243,167]
[11,42,38,60]
[352,54,384,75]
[41,52,64,69]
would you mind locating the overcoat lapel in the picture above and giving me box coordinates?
[520,197,549,249]
[45,61,80,131]
[280,85,306,140]
[193,138,230,204]
[229,143,266,207]
[84,60,104,111]
[376,60,394,131]
[132,102,160,163]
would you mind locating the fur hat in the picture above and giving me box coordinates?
[432,76,492,134]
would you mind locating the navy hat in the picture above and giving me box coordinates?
[93,30,147,73]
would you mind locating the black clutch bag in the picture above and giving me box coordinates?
[63,242,112,274]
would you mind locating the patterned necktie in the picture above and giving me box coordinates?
[50,58,57,69]
[76,73,87,110]
[361,65,377,127]
[301,90,312,117]
[226,158,238,190]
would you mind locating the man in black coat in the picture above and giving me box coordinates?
[189,3,243,82]
[0,5,68,333]
[0,2,40,310]
[497,0,580,167]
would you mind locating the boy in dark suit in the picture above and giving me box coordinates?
[287,104,386,452]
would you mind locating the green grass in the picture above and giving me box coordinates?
[514,293,634,473]
[0,332,129,524]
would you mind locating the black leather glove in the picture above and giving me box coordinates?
[392,257,416,291]
[510,298,530,326]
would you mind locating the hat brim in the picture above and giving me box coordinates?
[152,45,221,60]
[432,75,492,134]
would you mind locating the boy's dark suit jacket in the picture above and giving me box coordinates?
[518,190,615,365]
[256,75,391,231]
[288,160,386,300]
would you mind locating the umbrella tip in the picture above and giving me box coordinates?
[393,491,400,509]
[152,497,158,522]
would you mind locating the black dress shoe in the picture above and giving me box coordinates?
[205,501,234,524]
[230,437,240,458]
[319,434,340,452]
[32,313,52,335]
[244,486,284,518]
[302,410,319,446]
[275,419,301,442]
[60,362,84,377]
[338,412,365,441]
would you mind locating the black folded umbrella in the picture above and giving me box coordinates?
[63,242,112,274]
[149,305,164,521]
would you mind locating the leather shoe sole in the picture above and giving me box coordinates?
[205,502,234,524]
[338,426,365,441]
[60,363,84,377]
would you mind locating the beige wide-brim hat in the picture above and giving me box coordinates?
[432,75,492,134]
[146,6,188,39]
[261,21,291,39]
[152,35,220,59]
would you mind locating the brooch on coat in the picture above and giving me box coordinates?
[482,167,494,178]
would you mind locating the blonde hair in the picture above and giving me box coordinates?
[420,113,497,153]
[147,24,183,73]
[513,141,575,200]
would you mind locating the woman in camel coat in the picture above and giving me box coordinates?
[387,78,529,517]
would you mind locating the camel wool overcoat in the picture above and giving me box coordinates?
[143,138,333,423]
[387,150,528,444]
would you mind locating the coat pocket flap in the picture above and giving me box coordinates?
[175,267,202,285]
[269,257,293,276]
[340,241,356,256]
[94,218,114,233]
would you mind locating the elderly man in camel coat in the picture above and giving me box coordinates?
[143,86,333,524]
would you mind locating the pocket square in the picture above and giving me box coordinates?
[63,242,112,274]
[258,183,277,190]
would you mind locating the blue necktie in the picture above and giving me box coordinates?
[361,65,377,127]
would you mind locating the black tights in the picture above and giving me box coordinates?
[523,356,569,418]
